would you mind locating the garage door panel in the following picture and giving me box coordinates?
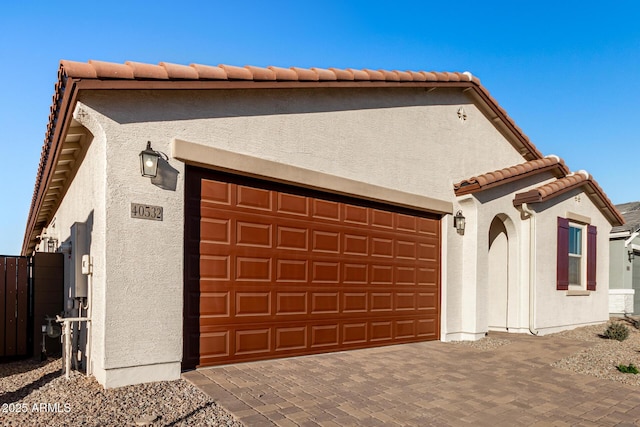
[235,292,271,317]
[236,221,272,247]
[312,261,340,283]
[277,193,309,216]
[311,292,339,314]
[343,323,367,344]
[343,204,368,225]
[372,209,394,229]
[184,167,440,368]
[200,291,230,317]
[276,292,308,315]
[236,185,272,211]
[343,263,368,284]
[276,259,308,282]
[311,324,339,348]
[312,199,341,221]
[201,179,232,206]
[275,326,307,351]
[235,257,271,281]
[417,318,438,338]
[276,226,308,251]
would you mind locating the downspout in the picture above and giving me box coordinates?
[520,202,539,336]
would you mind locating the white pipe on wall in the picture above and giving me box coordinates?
[519,203,539,336]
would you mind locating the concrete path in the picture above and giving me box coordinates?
[183,333,640,426]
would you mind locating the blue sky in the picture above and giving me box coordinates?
[1,1,638,255]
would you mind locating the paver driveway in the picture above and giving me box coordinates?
[183,332,640,426]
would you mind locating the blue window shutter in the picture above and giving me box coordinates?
[557,217,570,290]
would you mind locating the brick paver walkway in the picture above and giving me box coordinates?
[183,333,640,426]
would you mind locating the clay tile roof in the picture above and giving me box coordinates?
[514,172,625,226]
[189,63,228,79]
[59,60,97,78]
[311,67,337,81]
[514,172,589,204]
[19,58,559,255]
[219,64,253,80]
[159,62,199,79]
[453,156,569,196]
[244,65,276,81]
[363,69,385,81]
[378,69,399,81]
[88,60,135,79]
[407,71,427,81]
[290,67,319,81]
[125,61,169,79]
[266,66,297,80]
[329,67,354,81]
[347,68,372,81]
[394,70,413,82]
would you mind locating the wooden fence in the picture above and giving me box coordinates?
[0,256,29,357]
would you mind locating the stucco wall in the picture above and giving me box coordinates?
[531,188,612,333]
[62,85,614,385]
[610,239,629,289]
[445,172,560,340]
[73,87,529,366]
[42,105,107,379]
[79,87,526,202]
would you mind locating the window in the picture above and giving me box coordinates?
[557,217,597,291]
[568,225,583,287]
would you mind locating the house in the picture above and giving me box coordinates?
[21,60,624,388]
[609,202,640,315]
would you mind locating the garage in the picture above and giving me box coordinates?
[183,166,441,368]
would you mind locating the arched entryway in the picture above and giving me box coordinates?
[488,216,509,330]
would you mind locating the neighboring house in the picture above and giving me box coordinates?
[609,202,640,315]
[21,60,624,388]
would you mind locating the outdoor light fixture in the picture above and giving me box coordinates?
[139,141,161,178]
[630,250,635,263]
[454,210,466,235]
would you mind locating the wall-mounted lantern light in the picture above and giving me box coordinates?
[630,250,635,263]
[139,141,161,178]
[454,210,466,235]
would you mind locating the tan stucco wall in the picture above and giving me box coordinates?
[42,104,107,380]
[44,85,612,386]
[530,188,612,333]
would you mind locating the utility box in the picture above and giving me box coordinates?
[70,222,88,299]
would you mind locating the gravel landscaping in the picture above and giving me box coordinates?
[3,318,640,426]
[0,357,243,426]
[551,317,640,386]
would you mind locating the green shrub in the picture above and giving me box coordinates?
[603,322,630,341]
[617,363,639,374]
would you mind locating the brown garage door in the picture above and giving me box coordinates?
[183,166,440,368]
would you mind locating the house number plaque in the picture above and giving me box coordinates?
[131,203,163,221]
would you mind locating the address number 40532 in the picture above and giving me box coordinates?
[131,203,163,221]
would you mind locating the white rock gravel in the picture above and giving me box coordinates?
[551,318,640,386]
[449,335,512,350]
[0,358,244,426]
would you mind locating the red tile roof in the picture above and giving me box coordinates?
[513,172,624,226]
[59,60,479,83]
[21,59,621,253]
[453,156,569,196]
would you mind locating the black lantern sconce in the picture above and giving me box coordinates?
[139,141,161,178]
[629,250,635,263]
[454,210,466,235]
